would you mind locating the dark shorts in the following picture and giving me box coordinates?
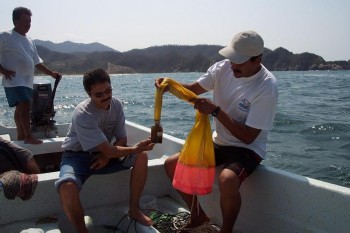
[4,86,33,107]
[54,151,136,191]
[214,144,262,183]
[0,137,33,173]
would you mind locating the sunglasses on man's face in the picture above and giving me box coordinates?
[90,87,113,98]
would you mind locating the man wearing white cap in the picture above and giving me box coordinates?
[157,30,278,232]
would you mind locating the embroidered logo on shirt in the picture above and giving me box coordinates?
[238,99,250,112]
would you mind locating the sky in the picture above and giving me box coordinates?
[1,0,349,61]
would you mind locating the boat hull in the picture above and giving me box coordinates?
[1,121,350,232]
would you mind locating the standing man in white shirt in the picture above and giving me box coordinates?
[156,30,278,233]
[0,7,61,144]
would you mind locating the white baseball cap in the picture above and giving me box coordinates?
[219,31,264,64]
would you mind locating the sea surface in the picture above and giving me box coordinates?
[1,71,349,188]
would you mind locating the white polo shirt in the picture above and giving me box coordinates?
[197,59,278,159]
[0,30,43,88]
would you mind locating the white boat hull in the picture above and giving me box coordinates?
[1,121,350,232]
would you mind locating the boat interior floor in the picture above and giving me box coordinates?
[0,195,194,233]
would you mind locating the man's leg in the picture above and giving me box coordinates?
[58,181,89,233]
[164,153,210,228]
[218,168,241,233]
[14,105,25,141]
[16,101,42,144]
[25,158,41,174]
[128,151,153,226]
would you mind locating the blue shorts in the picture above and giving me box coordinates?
[55,151,137,191]
[4,86,33,107]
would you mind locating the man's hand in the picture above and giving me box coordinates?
[133,139,155,153]
[51,71,62,80]
[1,68,16,80]
[193,98,217,114]
[90,153,110,170]
[154,78,169,92]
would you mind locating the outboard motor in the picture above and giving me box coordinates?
[31,77,61,137]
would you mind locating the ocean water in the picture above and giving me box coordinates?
[0,71,349,188]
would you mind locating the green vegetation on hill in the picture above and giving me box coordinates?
[36,44,350,75]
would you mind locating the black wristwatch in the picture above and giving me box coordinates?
[211,106,221,117]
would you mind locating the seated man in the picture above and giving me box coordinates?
[55,68,155,233]
[0,136,40,174]
[158,31,278,233]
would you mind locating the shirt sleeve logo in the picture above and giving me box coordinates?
[238,99,251,112]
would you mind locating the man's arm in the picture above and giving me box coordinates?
[113,137,127,147]
[182,82,207,95]
[35,63,61,79]
[193,98,261,144]
[97,139,154,158]
[90,139,154,170]
[25,158,41,174]
[184,81,261,143]
[213,108,261,144]
[156,78,260,144]
[181,82,261,143]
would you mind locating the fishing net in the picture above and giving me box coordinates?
[154,78,215,195]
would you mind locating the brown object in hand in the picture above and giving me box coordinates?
[151,121,163,143]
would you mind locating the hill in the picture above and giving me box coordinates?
[34,40,117,54]
[35,41,350,74]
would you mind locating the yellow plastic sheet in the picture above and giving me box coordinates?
[155,78,215,195]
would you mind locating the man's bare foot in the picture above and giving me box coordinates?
[24,137,43,144]
[128,209,154,226]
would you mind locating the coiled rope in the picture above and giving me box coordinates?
[0,170,38,200]
[101,209,190,233]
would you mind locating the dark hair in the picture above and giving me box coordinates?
[250,54,262,62]
[83,68,111,94]
[12,7,32,24]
